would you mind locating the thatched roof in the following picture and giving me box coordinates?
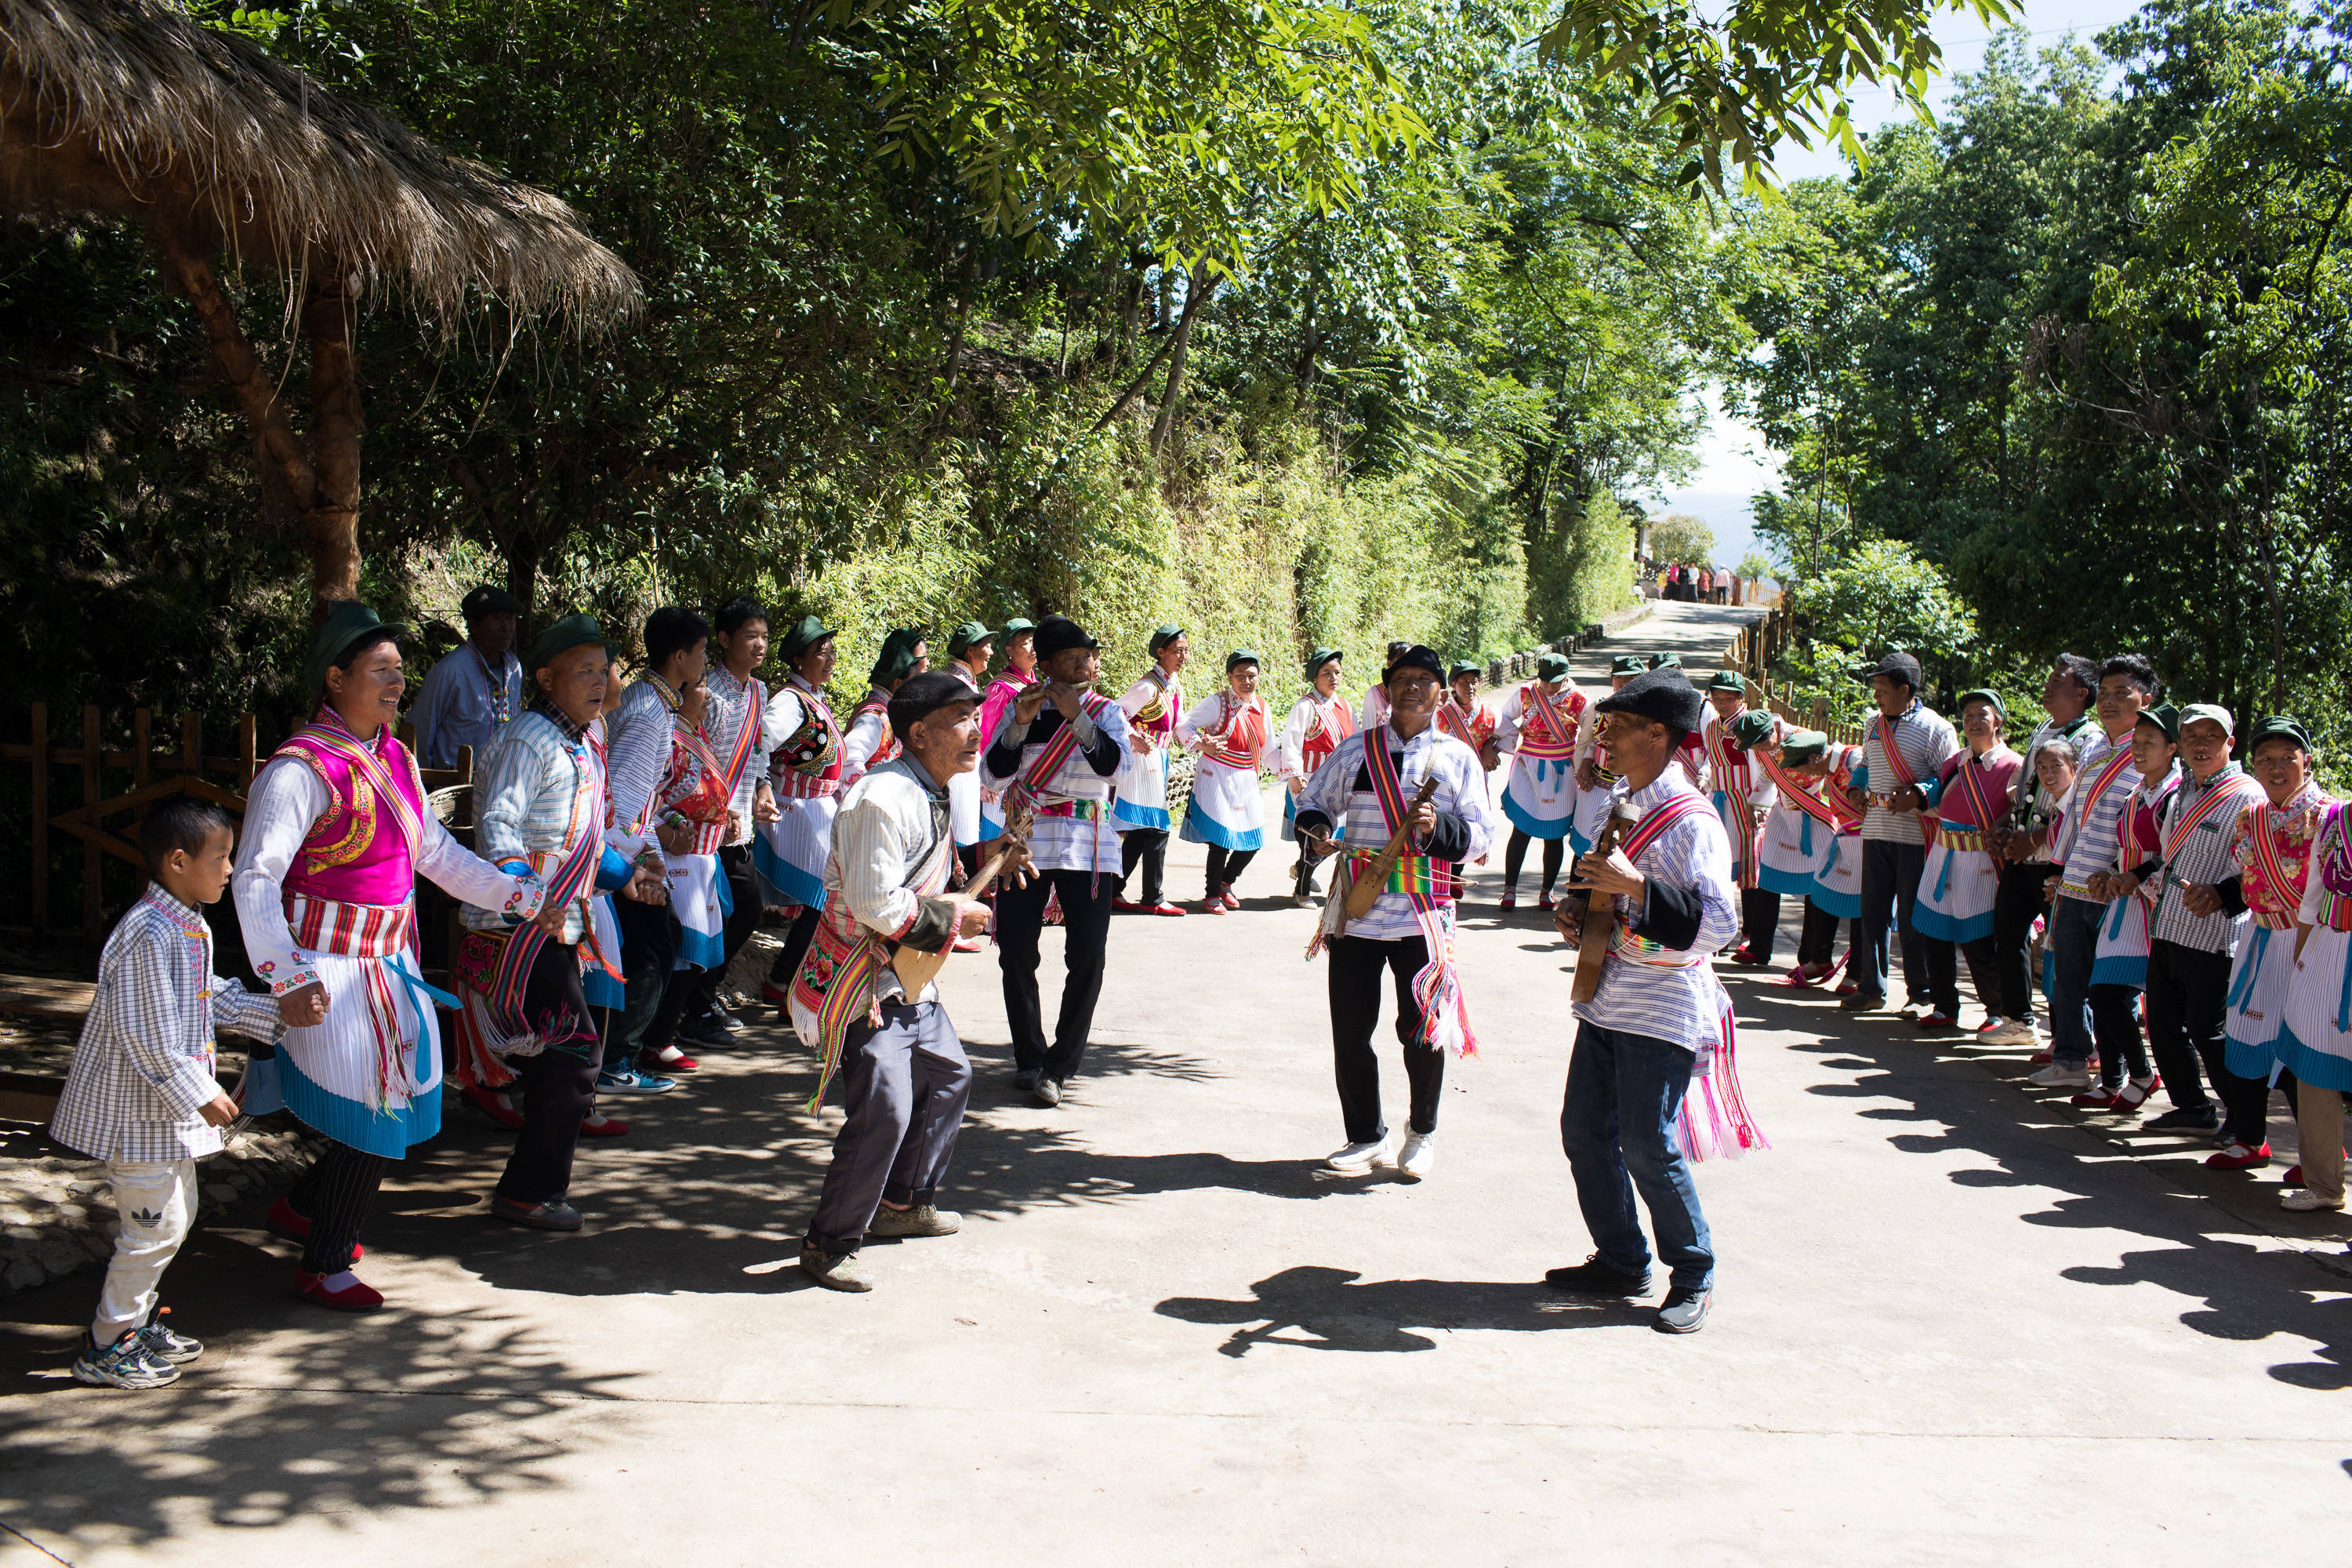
[0,0,640,331]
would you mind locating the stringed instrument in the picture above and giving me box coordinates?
[1568,799,1642,1002]
[1341,775,1442,923]
[891,794,1036,996]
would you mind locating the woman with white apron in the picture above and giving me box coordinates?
[942,620,996,866]
[1177,650,1274,912]
[1113,624,1189,913]
[2078,706,2180,1106]
[977,619,1037,845]
[1912,689,2021,1029]
[1492,652,1587,909]
[1278,647,1356,906]
[1755,729,1861,988]
[2281,786,2352,1196]
[755,617,848,1014]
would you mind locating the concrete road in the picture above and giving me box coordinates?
[5,603,2347,1565]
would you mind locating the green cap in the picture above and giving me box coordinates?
[1537,653,1571,681]
[2245,715,2314,755]
[1610,655,1646,677]
[1449,660,1483,683]
[1000,618,1036,639]
[2178,702,2234,738]
[1649,652,1683,670]
[1150,624,1185,654]
[869,626,926,688]
[522,612,606,673]
[779,615,836,662]
[1706,669,1745,695]
[1730,710,1777,750]
[2136,702,2180,744]
[1305,646,1343,680]
[1227,648,1262,673]
[303,603,404,695]
[1780,728,1830,765]
[946,620,994,659]
[1955,688,2006,724]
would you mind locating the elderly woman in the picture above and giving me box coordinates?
[1177,649,1276,912]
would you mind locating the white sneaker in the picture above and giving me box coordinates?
[2025,1062,2092,1088]
[2281,1188,2346,1212]
[1325,1133,1399,1173]
[1397,1131,1437,1179]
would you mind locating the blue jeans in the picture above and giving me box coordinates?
[1560,1022,1715,1290]
[2047,895,2101,1068]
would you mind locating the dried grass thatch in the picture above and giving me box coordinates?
[0,0,640,332]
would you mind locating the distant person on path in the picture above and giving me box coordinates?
[795,672,1007,1292]
[1712,564,1732,604]
[1982,655,2098,1048]
[1845,653,1959,1015]
[1548,667,1755,1335]
[234,604,541,1311]
[412,585,524,771]
[1178,648,1275,913]
[1911,691,2021,1032]
[1278,647,1356,908]
[1113,624,1191,916]
[1698,673,1781,965]
[1493,652,1588,910]
[1294,645,1495,1180]
[2024,655,2159,1087]
[53,799,281,1388]
[988,615,1131,1105]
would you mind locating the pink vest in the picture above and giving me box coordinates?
[276,710,427,909]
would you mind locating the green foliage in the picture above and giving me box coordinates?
[1646,513,1714,565]
[1736,550,1773,580]
[1779,539,1990,723]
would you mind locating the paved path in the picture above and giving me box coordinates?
[5,601,2347,1565]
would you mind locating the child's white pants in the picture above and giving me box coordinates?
[94,1160,198,1346]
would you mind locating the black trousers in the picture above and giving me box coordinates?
[286,1139,390,1275]
[2089,983,2149,1086]
[1994,862,2057,1024]
[1503,829,1566,895]
[769,902,822,997]
[996,869,1114,1080]
[1920,935,1994,1017]
[1120,829,1169,906]
[1857,838,1929,1002]
[1797,898,1846,968]
[1205,844,1257,898]
[609,893,681,1065]
[494,938,606,1204]
[1328,935,1446,1142]
[2144,938,2252,1122]
[1738,887,1780,962]
[650,843,761,1046]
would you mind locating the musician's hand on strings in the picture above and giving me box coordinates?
[954,900,993,938]
[2181,881,2223,917]
[1568,846,1646,902]
[1553,898,1585,950]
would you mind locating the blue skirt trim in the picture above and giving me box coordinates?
[2223,1033,2280,1080]
[1810,884,1860,920]
[1180,797,1261,851]
[2089,953,2147,989]
[281,1051,437,1159]
[1113,800,1171,831]
[1757,864,1817,898]
[1911,903,1994,945]
[583,969,626,1009]
[677,924,727,971]
[2274,1025,2352,1092]
[1501,789,1573,841]
[752,833,827,910]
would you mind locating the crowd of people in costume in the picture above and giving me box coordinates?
[47,589,2338,1386]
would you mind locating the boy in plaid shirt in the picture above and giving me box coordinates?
[51,798,282,1389]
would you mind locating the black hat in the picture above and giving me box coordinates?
[1860,652,1922,689]
[2245,715,2314,756]
[887,670,982,740]
[1596,667,1704,735]
[1034,615,1099,659]
[1384,644,1446,684]
[1609,654,1646,677]
[779,615,836,661]
[460,585,524,621]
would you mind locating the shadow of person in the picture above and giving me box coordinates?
[2059,1238,2352,1391]
[1156,1265,1652,1357]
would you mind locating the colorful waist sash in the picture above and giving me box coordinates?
[284,895,413,959]
[1345,848,1461,900]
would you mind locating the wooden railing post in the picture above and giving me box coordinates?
[241,715,260,787]
[181,712,201,781]
[30,702,47,938]
[133,708,151,792]
[82,704,102,940]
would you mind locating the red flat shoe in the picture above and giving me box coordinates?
[2070,1086,2122,1109]
[579,1114,630,1138]
[1497,891,1518,911]
[2283,1163,2305,1185]
[1149,902,1188,917]
[2111,1077,2159,1112]
[462,1082,523,1130]
[1113,898,1145,913]
[2205,1142,2273,1170]
[295,1266,384,1312]
[1537,892,1558,912]
[1198,898,1227,915]
[1219,887,1241,911]
[267,1196,363,1261]
[953,935,987,953]
[1915,1011,1960,1030]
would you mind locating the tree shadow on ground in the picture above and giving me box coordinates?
[1155,1265,1652,1356]
[1724,963,2352,1394]
[0,1225,631,1555]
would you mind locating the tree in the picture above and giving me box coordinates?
[1648,513,1715,565]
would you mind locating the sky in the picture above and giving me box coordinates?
[1635,0,2151,572]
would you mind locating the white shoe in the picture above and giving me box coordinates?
[2025,1062,2092,1088]
[1981,1019,2033,1046]
[2281,1188,2346,1212]
[1325,1132,1399,1173]
[1397,1131,1437,1179]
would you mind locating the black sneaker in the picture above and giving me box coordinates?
[1654,1286,1711,1334]
[490,1194,583,1231]
[709,1000,746,1034]
[2147,1107,2222,1134]
[676,1014,731,1050]
[1542,1253,1652,1296]
[1012,1068,1042,1092]
[1032,1076,1064,1109]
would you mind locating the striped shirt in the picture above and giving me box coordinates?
[466,707,605,941]
[2148,763,2263,953]
[982,694,1131,873]
[1859,701,1959,843]
[1570,771,1738,1051]
[2052,727,2138,900]
[829,756,956,1006]
[604,677,681,836]
[1293,723,1497,942]
[49,886,282,1163]
[704,667,790,845]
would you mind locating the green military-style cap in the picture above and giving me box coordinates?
[1780,728,1830,765]
[303,602,405,695]
[2136,702,2180,744]
[1449,659,1483,683]
[2178,702,2234,738]
[1609,654,1646,677]
[779,615,836,661]
[1730,710,1777,750]
[522,612,606,673]
[1955,688,2007,723]
[1537,653,1571,681]
[2245,715,2314,755]
[1305,646,1343,680]
[1000,617,1036,638]
[869,626,927,688]
[1151,624,1186,654]
[1227,648,1262,673]
[1706,669,1745,695]
[946,620,995,659]
[1649,652,1684,670]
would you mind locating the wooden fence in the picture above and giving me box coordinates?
[5,704,470,945]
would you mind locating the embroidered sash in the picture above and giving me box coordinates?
[1201,692,1269,770]
[1359,735,1477,1057]
[2162,771,2261,864]
[1866,712,1930,843]
[1436,699,1488,751]
[1757,747,1861,835]
[773,679,844,798]
[2056,744,2138,887]
[1519,682,1581,760]
[2245,801,2314,927]
[1300,695,1356,775]
[281,714,426,876]
[1606,793,1716,967]
[793,832,955,1109]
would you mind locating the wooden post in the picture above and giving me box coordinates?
[133,708,151,792]
[82,704,101,941]
[30,702,47,938]
[1813,697,1830,732]
[241,714,260,788]
[182,712,201,781]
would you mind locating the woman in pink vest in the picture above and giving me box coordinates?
[234,605,542,1311]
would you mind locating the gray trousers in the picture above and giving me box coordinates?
[806,1000,973,1254]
